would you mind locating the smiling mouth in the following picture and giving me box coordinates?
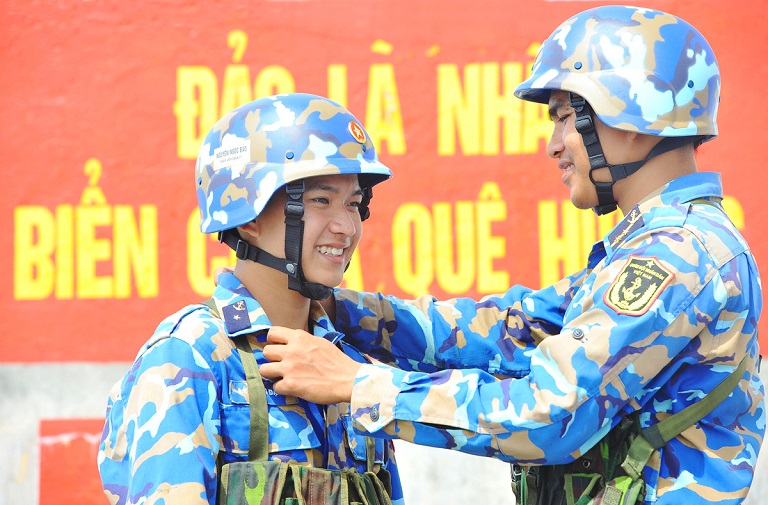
[315,246,344,257]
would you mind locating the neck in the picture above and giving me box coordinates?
[613,145,697,215]
[234,260,311,331]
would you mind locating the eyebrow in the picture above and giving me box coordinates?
[548,97,569,121]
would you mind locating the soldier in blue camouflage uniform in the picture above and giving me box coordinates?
[259,7,765,504]
[98,93,403,505]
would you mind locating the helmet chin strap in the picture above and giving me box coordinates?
[218,181,333,301]
[282,181,334,300]
[569,93,701,216]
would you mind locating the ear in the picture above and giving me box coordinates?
[236,220,261,242]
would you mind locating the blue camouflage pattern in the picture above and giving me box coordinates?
[98,272,403,505]
[336,173,764,504]
[196,93,392,234]
[514,5,719,139]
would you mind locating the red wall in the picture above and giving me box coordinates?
[4,0,765,363]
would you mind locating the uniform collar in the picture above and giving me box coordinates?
[210,272,342,343]
[653,171,723,207]
[600,172,724,255]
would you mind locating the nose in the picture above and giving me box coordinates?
[546,125,563,159]
[329,208,358,237]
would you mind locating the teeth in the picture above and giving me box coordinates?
[316,246,343,257]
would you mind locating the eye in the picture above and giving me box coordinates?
[557,112,571,124]
[311,196,330,204]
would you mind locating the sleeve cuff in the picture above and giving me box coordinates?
[350,363,407,434]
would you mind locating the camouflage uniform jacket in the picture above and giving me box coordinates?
[98,272,403,505]
[337,172,764,504]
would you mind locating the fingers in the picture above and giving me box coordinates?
[261,327,292,363]
[258,361,282,381]
[263,326,303,363]
[258,365,296,397]
[266,326,293,344]
[257,326,357,404]
[213,265,235,286]
[261,341,285,365]
[270,376,297,397]
[259,354,306,397]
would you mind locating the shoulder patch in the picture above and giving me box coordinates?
[604,256,674,316]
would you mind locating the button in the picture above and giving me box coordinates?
[370,405,380,422]
[572,328,584,340]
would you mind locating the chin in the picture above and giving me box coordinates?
[305,272,344,289]
[324,276,344,288]
[571,200,593,210]
[570,192,598,210]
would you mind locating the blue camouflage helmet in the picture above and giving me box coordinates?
[196,93,393,233]
[514,5,720,138]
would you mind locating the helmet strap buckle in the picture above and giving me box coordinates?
[283,181,333,300]
[570,93,618,214]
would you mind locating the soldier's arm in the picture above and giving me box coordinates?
[344,230,756,464]
[334,268,585,375]
[98,335,221,504]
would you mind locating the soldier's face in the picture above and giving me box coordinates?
[546,90,660,211]
[253,174,364,290]
[546,90,600,210]
[300,174,364,288]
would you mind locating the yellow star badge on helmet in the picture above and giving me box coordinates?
[604,256,674,316]
[348,121,367,144]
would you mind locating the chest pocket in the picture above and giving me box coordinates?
[203,299,324,462]
[221,377,322,459]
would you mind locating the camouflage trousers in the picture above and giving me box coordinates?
[219,460,393,505]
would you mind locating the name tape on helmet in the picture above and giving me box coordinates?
[213,139,251,172]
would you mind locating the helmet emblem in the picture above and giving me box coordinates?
[348,121,367,144]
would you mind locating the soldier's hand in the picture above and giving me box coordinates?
[213,266,234,286]
[260,326,360,404]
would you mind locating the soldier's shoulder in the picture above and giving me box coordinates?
[138,303,233,362]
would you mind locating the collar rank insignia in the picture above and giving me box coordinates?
[604,255,674,316]
[222,299,251,333]
[607,206,644,249]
